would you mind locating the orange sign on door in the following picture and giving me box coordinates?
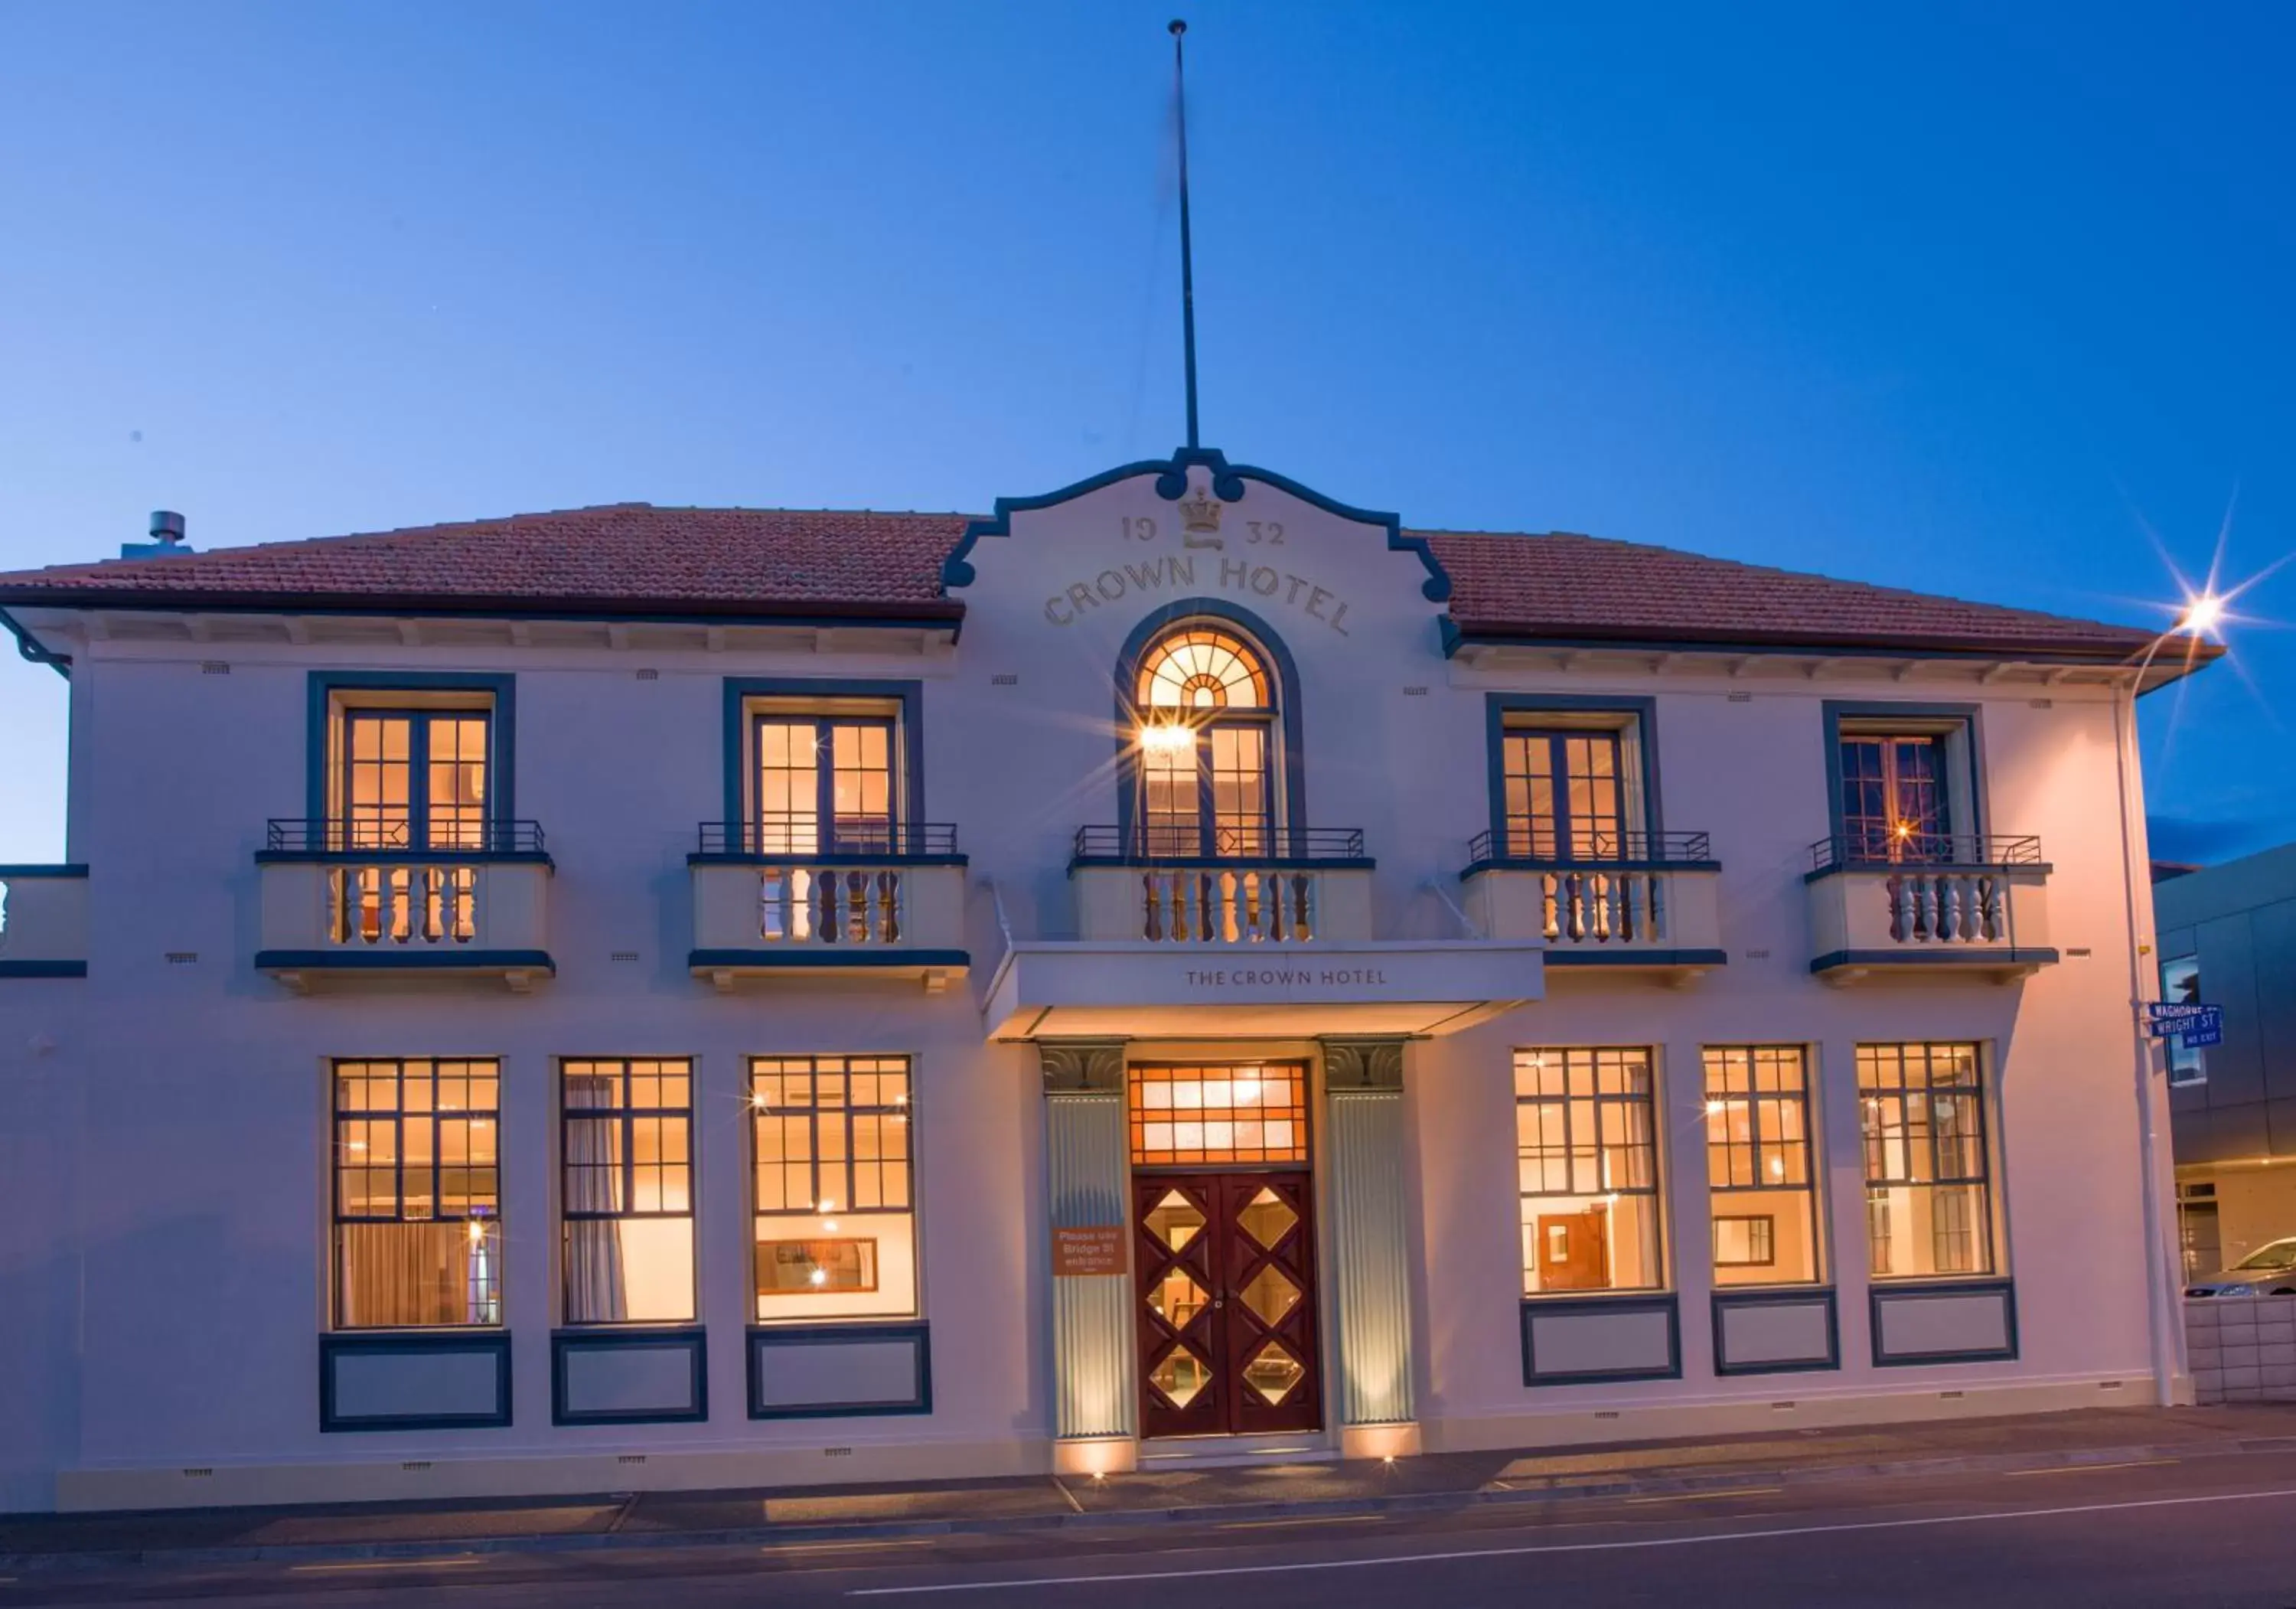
[1052,1225,1127,1277]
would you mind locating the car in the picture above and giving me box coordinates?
[2187,1236,2296,1297]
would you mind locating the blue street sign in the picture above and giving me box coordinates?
[2147,1000,2223,1049]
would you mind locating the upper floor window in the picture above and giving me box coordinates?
[722,681,921,857]
[320,681,505,852]
[1493,704,1650,861]
[1133,624,1280,857]
[1830,709,1978,864]
[754,712,897,854]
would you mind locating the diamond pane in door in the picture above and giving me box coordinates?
[1146,1269,1209,1328]
[1236,1186,1298,1250]
[1239,1264,1300,1326]
[1150,1346,1212,1409]
[1145,1190,1207,1252]
[1243,1343,1306,1405]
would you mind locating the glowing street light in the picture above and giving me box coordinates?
[2177,592,2227,636]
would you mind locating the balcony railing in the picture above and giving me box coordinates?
[256,823,553,984]
[264,818,549,856]
[1465,828,1714,868]
[1069,824,1375,945]
[1808,832,2044,875]
[1805,834,2053,977]
[1071,824,1368,864]
[688,824,968,981]
[1459,832,1723,966]
[696,820,960,859]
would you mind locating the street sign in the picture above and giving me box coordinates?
[2145,1001,2222,1041]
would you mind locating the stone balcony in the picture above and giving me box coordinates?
[1805,834,2056,984]
[687,822,968,992]
[1457,830,1725,984]
[256,820,555,991]
[0,863,88,978]
[981,825,1545,1039]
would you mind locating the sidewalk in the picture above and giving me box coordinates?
[5,1404,2294,1572]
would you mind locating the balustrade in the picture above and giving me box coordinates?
[1878,867,2009,947]
[1537,868,1675,947]
[755,866,908,946]
[1804,834,2054,981]
[1138,866,1319,945]
[256,819,553,984]
[328,864,481,948]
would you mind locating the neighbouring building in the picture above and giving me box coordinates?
[0,451,2216,1512]
[2154,845,2296,1281]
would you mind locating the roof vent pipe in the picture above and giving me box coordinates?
[121,509,191,561]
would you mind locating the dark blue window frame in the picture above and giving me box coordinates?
[1113,600,1307,849]
[720,679,926,850]
[1482,694,1663,864]
[1821,701,1987,865]
[305,671,517,834]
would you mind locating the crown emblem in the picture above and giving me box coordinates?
[1185,486,1221,548]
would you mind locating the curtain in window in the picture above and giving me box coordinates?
[338,1222,494,1327]
[563,1074,629,1323]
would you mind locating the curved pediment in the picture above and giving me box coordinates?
[941,447,1450,605]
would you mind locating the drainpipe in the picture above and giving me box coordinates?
[2113,678,2187,1403]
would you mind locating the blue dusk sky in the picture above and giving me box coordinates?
[1,3,2289,861]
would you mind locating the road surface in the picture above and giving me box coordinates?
[6,1447,2295,1607]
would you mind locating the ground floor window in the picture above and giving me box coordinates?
[562,1059,695,1324]
[332,1058,501,1328]
[1858,1041,1997,1278]
[751,1056,916,1320]
[1515,1047,1665,1294]
[1704,1045,1822,1286]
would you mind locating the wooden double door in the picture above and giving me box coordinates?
[1134,1172,1321,1438]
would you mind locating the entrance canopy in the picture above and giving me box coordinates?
[982,940,1544,1040]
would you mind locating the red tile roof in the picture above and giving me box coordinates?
[0,502,2185,661]
[0,505,970,622]
[1426,529,2175,658]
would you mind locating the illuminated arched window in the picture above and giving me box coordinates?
[1130,622,1279,856]
[1134,627,1271,713]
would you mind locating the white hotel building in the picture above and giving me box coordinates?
[0,452,2213,1511]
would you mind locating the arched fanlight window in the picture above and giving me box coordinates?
[1130,622,1279,856]
[1135,627,1271,713]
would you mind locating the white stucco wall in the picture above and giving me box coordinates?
[0,453,2177,1507]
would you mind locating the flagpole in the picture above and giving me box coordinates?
[1169,19,1200,451]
